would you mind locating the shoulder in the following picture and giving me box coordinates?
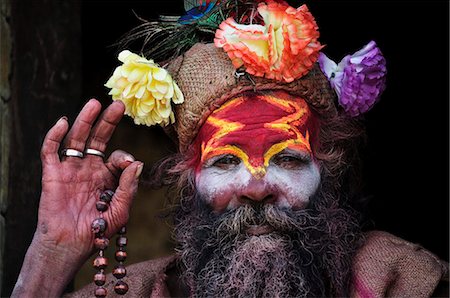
[351,231,449,297]
[65,255,177,298]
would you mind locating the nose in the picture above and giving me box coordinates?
[237,178,277,206]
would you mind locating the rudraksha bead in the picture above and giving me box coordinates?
[93,256,108,269]
[91,218,107,234]
[116,236,127,247]
[94,286,107,297]
[118,226,127,234]
[115,250,127,262]
[94,272,106,286]
[94,237,109,250]
[100,190,114,203]
[114,280,129,295]
[96,201,109,212]
[112,265,127,279]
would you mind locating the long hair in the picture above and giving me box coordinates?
[140,91,366,296]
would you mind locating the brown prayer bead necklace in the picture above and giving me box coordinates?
[92,190,129,297]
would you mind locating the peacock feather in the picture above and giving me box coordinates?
[179,0,219,25]
[117,0,263,62]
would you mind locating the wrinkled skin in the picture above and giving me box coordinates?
[177,174,360,297]
[187,100,330,296]
[12,99,143,297]
[11,97,350,298]
[196,148,321,215]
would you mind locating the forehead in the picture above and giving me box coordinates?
[197,91,316,146]
[212,92,312,131]
[191,91,318,172]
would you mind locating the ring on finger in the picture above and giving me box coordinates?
[61,148,84,158]
[85,148,105,159]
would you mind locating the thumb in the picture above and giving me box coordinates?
[110,161,143,226]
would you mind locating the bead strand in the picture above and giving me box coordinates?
[113,226,129,295]
[92,190,113,298]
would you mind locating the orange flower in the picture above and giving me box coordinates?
[214,1,322,82]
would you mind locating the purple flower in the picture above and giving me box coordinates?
[318,41,387,117]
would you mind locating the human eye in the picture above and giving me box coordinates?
[272,151,311,170]
[210,154,241,170]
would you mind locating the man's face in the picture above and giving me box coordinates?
[194,91,321,215]
[177,92,359,297]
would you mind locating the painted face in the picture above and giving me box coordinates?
[193,91,321,213]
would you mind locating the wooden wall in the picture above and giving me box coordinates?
[1,0,82,295]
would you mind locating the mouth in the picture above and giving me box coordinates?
[245,224,274,236]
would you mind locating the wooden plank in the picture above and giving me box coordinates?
[0,0,12,294]
[1,0,81,295]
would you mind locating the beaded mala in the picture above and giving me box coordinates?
[113,226,128,294]
[92,190,129,297]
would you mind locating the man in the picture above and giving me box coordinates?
[12,1,448,297]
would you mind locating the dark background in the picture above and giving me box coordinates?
[81,0,449,260]
[78,0,449,288]
[2,0,448,295]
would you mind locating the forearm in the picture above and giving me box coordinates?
[11,234,87,298]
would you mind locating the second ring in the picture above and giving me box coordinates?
[85,148,106,159]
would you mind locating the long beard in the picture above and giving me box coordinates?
[175,190,362,297]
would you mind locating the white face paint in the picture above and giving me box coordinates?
[196,148,321,213]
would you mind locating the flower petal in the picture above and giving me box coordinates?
[153,67,168,81]
[105,50,185,127]
[318,53,338,79]
[214,2,321,82]
[319,41,387,116]
[172,82,184,104]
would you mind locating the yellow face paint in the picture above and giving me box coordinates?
[195,91,316,178]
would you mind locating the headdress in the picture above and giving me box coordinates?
[105,0,387,153]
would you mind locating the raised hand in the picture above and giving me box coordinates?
[12,99,142,297]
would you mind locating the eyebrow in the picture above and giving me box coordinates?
[202,153,236,168]
[278,148,312,162]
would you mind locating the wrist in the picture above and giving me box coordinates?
[35,218,96,260]
[11,233,89,298]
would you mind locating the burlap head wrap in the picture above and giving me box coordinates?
[166,42,336,153]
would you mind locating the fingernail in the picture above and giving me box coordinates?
[125,155,135,163]
[135,162,144,178]
[57,116,68,123]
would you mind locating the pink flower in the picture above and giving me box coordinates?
[214,1,322,82]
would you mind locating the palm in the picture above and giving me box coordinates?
[41,163,111,250]
[37,99,141,261]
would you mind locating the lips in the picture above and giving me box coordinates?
[246,224,274,236]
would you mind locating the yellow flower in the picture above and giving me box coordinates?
[105,50,184,126]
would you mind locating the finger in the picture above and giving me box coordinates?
[63,99,102,154]
[41,117,69,166]
[85,100,125,158]
[105,150,136,177]
[110,161,143,226]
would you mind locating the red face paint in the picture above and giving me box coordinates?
[192,91,318,178]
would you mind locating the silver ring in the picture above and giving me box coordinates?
[85,148,105,158]
[61,148,84,158]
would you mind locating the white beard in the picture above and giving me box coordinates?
[193,233,310,298]
[176,196,360,297]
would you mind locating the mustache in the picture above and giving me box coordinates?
[176,192,362,298]
[209,203,325,239]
